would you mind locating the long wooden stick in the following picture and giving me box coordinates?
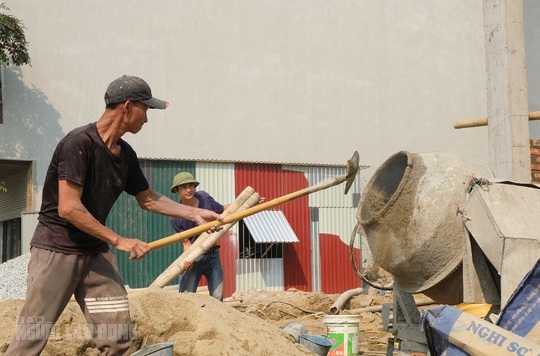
[148,175,341,251]
[150,189,260,288]
[453,111,540,129]
[148,152,358,252]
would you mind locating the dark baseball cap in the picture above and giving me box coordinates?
[104,75,169,109]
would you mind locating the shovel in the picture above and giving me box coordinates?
[148,151,360,251]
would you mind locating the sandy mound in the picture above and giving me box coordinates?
[128,289,315,355]
[0,288,317,356]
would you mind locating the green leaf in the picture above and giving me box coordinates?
[0,4,31,67]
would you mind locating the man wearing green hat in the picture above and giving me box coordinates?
[170,172,230,301]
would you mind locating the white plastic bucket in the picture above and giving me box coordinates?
[323,315,360,356]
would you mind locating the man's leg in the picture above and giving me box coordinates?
[75,251,132,356]
[5,248,81,356]
[205,251,224,301]
[179,258,204,293]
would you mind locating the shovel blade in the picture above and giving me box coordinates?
[344,151,360,194]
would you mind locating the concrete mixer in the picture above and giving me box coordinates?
[357,150,540,354]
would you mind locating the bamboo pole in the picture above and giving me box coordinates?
[168,186,256,265]
[150,188,261,288]
[453,111,540,129]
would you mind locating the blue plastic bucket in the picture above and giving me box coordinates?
[299,334,332,356]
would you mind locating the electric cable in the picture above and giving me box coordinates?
[349,222,393,291]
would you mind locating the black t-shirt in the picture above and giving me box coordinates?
[31,122,150,254]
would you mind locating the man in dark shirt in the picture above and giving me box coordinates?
[5,75,222,356]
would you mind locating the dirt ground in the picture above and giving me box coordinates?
[227,287,395,354]
[0,284,435,356]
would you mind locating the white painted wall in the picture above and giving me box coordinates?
[1,1,491,210]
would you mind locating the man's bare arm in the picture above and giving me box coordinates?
[135,188,223,227]
[57,180,149,259]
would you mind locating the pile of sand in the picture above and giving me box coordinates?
[0,288,316,355]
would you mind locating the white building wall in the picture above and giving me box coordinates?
[21,212,38,255]
[1,1,490,211]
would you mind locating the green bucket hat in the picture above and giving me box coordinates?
[170,172,199,192]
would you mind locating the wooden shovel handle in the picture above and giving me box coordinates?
[148,175,346,251]
[150,191,261,287]
[148,171,349,251]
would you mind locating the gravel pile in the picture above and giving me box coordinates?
[0,253,30,300]
[0,253,132,301]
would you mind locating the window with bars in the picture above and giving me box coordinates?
[1,218,21,262]
[238,220,283,259]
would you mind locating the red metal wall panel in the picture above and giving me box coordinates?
[320,233,362,293]
[218,230,236,298]
[234,163,282,206]
[282,169,312,291]
[195,229,235,297]
[220,163,283,298]
[218,163,360,297]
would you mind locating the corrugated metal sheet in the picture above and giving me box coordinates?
[244,210,299,243]
[282,168,312,291]
[140,156,365,169]
[317,207,362,293]
[108,160,195,288]
[220,230,239,298]
[0,169,29,220]
[320,232,362,294]
[318,207,360,248]
[285,165,361,208]
[195,162,235,207]
[233,163,286,294]
[310,209,322,292]
[194,163,236,292]
[150,160,195,199]
[234,163,282,208]
[236,258,284,291]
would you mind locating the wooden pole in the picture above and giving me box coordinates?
[453,111,540,129]
[150,189,261,288]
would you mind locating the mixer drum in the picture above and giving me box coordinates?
[357,151,493,304]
